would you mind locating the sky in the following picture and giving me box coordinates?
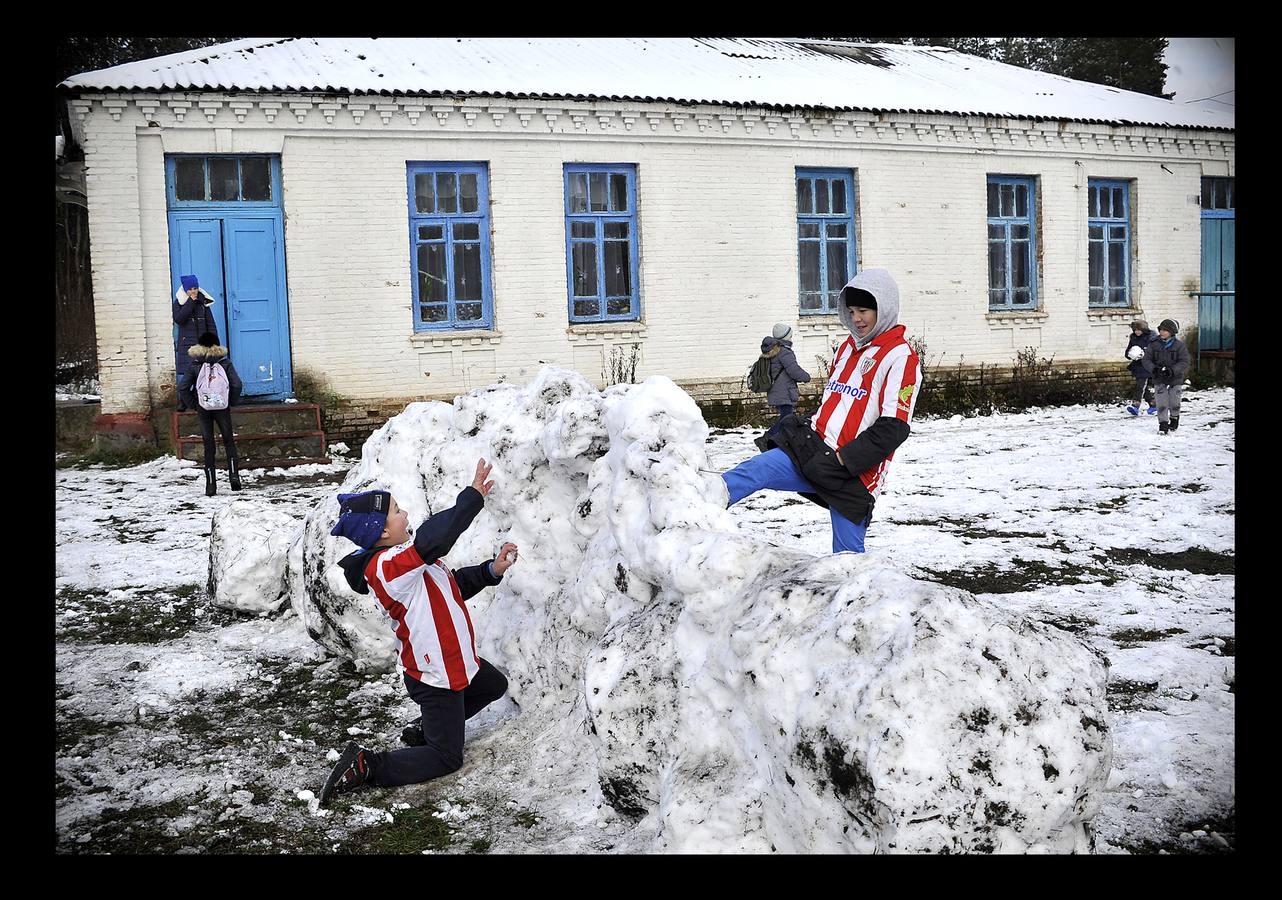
[1163,38,1234,106]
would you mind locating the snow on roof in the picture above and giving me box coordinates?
[59,37,1234,132]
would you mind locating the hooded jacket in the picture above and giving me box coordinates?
[763,268,922,525]
[1141,335,1191,387]
[177,343,244,410]
[759,337,812,406]
[172,286,220,374]
[336,486,502,689]
[1125,323,1155,378]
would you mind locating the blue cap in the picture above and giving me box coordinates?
[330,490,392,549]
[180,275,200,291]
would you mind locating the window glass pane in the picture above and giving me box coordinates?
[421,304,448,323]
[798,242,821,293]
[1099,188,1112,219]
[1089,241,1103,290]
[573,299,600,318]
[604,222,629,240]
[988,242,1007,292]
[418,244,447,303]
[800,291,823,311]
[607,297,632,316]
[454,243,482,301]
[453,222,480,241]
[989,289,1006,308]
[815,179,830,214]
[419,225,444,241]
[988,224,1005,241]
[1110,287,1127,306]
[1226,179,1234,209]
[1108,242,1125,294]
[604,240,631,297]
[436,173,457,214]
[1089,225,1103,241]
[1200,178,1211,209]
[589,173,608,211]
[610,173,628,212]
[826,222,847,239]
[826,242,848,292]
[797,179,814,215]
[572,243,598,297]
[1089,187,1099,219]
[209,158,239,201]
[1011,224,1029,241]
[1109,225,1127,241]
[1112,187,1125,217]
[571,221,596,239]
[831,181,847,215]
[1089,286,1104,305]
[457,302,483,322]
[459,173,479,214]
[1013,288,1030,306]
[1216,179,1228,209]
[569,173,588,213]
[415,174,436,214]
[1011,242,1030,290]
[987,182,999,218]
[798,222,820,239]
[240,158,271,200]
[1015,184,1028,217]
[175,158,206,200]
[1000,184,1014,217]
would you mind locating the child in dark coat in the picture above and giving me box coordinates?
[1142,318,1192,435]
[177,332,244,495]
[318,460,519,807]
[1123,319,1157,416]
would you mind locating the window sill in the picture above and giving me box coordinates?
[566,322,646,340]
[1085,307,1144,321]
[985,310,1048,325]
[797,315,844,329]
[410,329,502,346]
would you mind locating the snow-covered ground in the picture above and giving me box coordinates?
[55,390,1235,854]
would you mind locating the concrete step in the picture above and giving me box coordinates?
[170,402,329,468]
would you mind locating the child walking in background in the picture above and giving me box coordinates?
[1142,318,1191,435]
[1123,319,1158,416]
[319,459,519,807]
[177,332,243,496]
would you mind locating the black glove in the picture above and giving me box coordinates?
[1158,366,1172,378]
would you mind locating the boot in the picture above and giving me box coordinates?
[204,466,217,496]
[320,742,373,807]
[1169,416,1179,432]
[228,457,242,491]
[1158,422,1170,435]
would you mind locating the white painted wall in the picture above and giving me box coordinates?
[69,94,1235,412]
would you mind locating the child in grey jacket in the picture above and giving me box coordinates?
[1142,318,1192,435]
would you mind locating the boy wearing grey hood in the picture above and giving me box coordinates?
[720,269,923,553]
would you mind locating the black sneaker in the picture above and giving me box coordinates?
[400,717,426,747]
[1169,416,1180,432]
[1159,422,1170,435]
[319,742,373,807]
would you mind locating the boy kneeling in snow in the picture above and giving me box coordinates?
[319,459,519,807]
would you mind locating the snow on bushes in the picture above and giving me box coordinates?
[207,500,296,615]
[282,366,1112,852]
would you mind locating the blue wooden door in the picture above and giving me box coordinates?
[1199,217,1236,351]
[170,219,228,372]
[223,217,290,398]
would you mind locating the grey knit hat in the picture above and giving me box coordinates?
[772,323,792,341]
[1158,318,1180,335]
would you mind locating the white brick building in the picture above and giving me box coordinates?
[60,38,1235,439]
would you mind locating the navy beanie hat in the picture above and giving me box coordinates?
[842,287,877,310]
[330,490,392,549]
[180,275,200,291]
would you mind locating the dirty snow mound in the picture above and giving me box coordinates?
[208,500,297,615]
[284,366,1112,852]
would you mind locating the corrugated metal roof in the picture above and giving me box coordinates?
[58,37,1234,132]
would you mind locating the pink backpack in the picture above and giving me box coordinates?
[195,361,230,411]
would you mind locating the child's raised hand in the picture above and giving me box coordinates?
[471,458,495,496]
[492,542,519,576]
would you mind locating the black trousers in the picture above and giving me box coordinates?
[370,658,508,787]
[196,408,238,469]
[1131,376,1155,407]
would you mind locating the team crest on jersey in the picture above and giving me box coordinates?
[857,355,879,379]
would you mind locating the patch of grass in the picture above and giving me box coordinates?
[513,808,539,828]
[57,584,233,645]
[1110,626,1188,647]
[1175,483,1209,494]
[1116,810,1235,855]
[1107,679,1162,712]
[1106,547,1234,576]
[917,557,1118,594]
[467,837,492,854]
[57,711,127,754]
[71,445,167,469]
[336,804,455,854]
[1038,614,1099,634]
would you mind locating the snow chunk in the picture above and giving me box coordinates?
[281,365,1112,853]
[208,501,298,614]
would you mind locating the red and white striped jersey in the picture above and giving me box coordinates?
[810,324,922,496]
[363,542,481,690]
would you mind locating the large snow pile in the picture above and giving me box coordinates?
[275,366,1112,853]
[208,501,297,615]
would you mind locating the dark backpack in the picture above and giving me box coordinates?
[746,356,777,393]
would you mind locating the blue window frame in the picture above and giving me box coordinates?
[407,163,493,329]
[986,175,1038,310]
[1200,176,1235,219]
[564,164,640,322]
[165,155,281,208]
[1087,179,1132,308]
[796,169,857,314]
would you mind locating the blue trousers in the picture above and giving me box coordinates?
[722,449,867,553]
